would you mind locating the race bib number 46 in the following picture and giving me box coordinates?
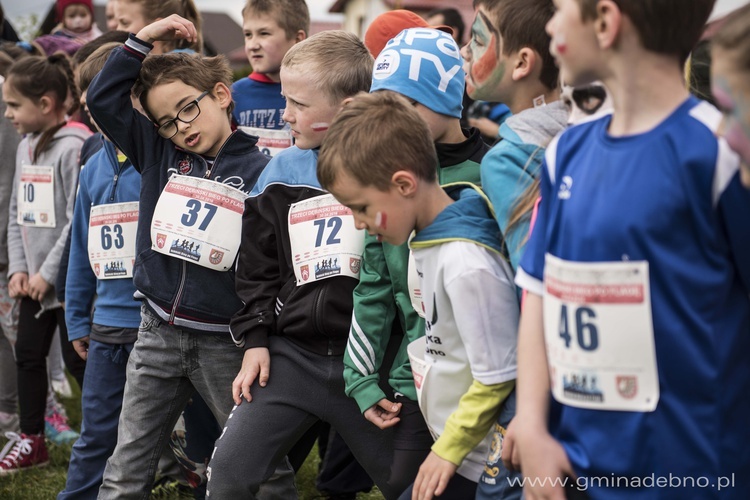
[543,254,659,412]
[151,176,247,271]
[88,202,138,279]
[18,165,56,227]
[288,194,365,286]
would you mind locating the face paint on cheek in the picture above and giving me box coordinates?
[553,34,567,56]
[471,34,498,84]
[311,122,329,132]
[375,211,387,230]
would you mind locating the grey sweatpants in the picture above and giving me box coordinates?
[207,335,397,499]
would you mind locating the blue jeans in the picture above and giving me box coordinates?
[98,306,295,500]
[475,390,523,500]
[58,340,132,500]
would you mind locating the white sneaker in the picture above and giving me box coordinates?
[51,377,73,399]
[0,412,19,434]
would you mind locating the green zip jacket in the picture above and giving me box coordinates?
[344,128,490,412]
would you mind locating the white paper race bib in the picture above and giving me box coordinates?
[151,175,247,271]
[288,194,365,286]
[407,249,425,318]
[18,165,55,227]
[543,254,659,412]
[407,338,438,441]
[239,126,293,158]
[88,202,139,279]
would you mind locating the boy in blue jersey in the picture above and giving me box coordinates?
[59,41,143,500]
[511,0,750,498]
[206,31,398,499]
[319,90,519,500]
[232,0,307,156]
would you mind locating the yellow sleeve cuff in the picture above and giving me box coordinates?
[431,379,515,466]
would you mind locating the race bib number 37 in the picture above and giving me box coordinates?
[543,254,659,412]
[151,176,247,271]
[288,194,365,286]
[18,165,56,227]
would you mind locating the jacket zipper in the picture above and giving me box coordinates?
[107,144,121,201]
[109,174,119,201]
[311,286,334,355]
[202,135,232,180]
[169,260,187,325]
[169,133,234,323]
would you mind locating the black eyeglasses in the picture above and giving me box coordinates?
[157,91,209,139]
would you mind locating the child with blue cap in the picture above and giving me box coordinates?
[343,27,499,497]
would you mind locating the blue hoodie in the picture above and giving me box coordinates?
[65,138,142,342]
[411,183,505,254]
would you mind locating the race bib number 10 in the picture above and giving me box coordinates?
[288,194,365,286]
[18,165,56,228]
[543,254,659,412]
[151,175,247,271]
[88,202,138,279]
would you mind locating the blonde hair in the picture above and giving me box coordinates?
[282,31,373,104]
[318,91,437,191]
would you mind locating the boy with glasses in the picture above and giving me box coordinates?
[86,14,294,498]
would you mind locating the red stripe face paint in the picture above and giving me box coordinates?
[375,211,387,230]
[464,10,505,101]
[311,122,329,132]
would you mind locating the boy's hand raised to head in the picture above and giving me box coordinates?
[136,14,198,46]
[233,347,271,405]
[363,398,402,429]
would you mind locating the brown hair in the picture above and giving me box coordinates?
[712,3,750,73]
[119,0,203,52]
[73,30,130,66]
[6,54,80,162]
[474,0,559,90]
[318,91,437,191]
[77,42,122,92]
[575,0,715,63]
[132,52,234,121]
[242,0,310,38]
[282,30,373,105]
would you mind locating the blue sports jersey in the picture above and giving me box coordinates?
[517,97,750,499]
[231,73,286,129]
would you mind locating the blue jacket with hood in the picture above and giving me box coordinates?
[87,35,269,332]
[65,137,142,342]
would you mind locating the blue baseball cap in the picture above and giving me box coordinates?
[370,28,465,119]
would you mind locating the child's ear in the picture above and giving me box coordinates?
[212,82,232,110]
[38,95,53,114]
[294,30,307,44]
[391,170,418,197]
[512,48,536,81]
[595,0,622,51]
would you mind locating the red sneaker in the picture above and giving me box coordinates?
[0,432,49,475]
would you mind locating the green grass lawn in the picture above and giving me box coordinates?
[0,375,385,499]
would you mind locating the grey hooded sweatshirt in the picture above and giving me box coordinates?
[7,124,89,310]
